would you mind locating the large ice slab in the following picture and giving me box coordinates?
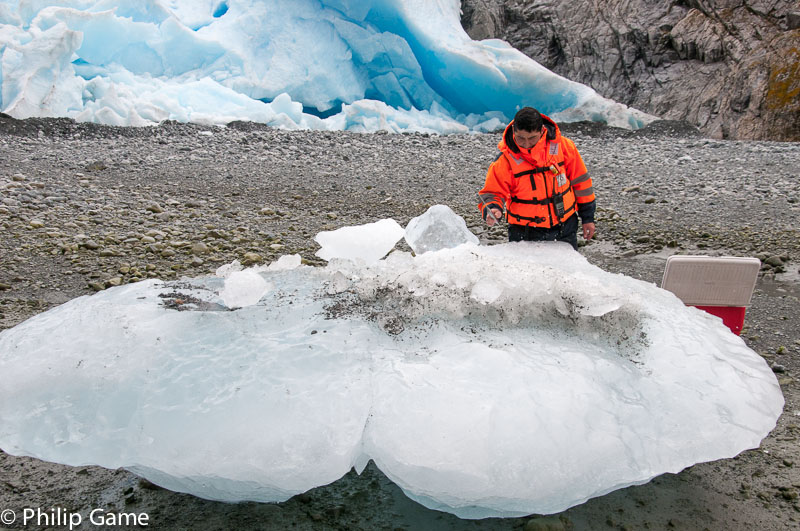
[0,1,655,133]
[0,227,782,518]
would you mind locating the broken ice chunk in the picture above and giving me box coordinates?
[314,219,404,264]
[404,205,479,254]
[268,254,303,271]
[219,269,271,308]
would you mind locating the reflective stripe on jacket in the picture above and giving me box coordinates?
[478,114,594,228]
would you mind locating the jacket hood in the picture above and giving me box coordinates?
[499,112,561,155]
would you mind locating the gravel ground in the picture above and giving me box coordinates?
[1,113,799,530]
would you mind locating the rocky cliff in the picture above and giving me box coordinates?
[461,0,800,141]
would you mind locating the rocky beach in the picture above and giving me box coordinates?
[1,114,799,530]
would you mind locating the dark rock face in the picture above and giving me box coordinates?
[461,0,800,141]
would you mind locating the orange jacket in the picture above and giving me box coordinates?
[478,114,595,228]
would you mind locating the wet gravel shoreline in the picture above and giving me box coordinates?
[1,114,799,530]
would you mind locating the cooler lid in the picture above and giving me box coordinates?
[661,255,760,307]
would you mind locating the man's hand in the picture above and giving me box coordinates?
[486,208,503,227]
[582,222,596,241]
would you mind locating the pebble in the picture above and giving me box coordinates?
[85,161,106,171]
[524,515,567,531]
[766,256,784,267]
[191,242,210,254]
[243,252,262,265]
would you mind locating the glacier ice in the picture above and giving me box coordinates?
[0,0,655,133]
[0,217,783,519]
[404,204,480,254]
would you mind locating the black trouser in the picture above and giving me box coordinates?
[507,214,579,250]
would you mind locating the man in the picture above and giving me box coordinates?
[478,107,595,250]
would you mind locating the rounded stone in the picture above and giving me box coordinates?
[242,252,262,265]
[191,242,210,255]
[765,255,784,267]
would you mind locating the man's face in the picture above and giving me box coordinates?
[513,127,544,150]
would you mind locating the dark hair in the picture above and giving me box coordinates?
[513,107,543,132]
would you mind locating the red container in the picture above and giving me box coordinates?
[692,305,747,335]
